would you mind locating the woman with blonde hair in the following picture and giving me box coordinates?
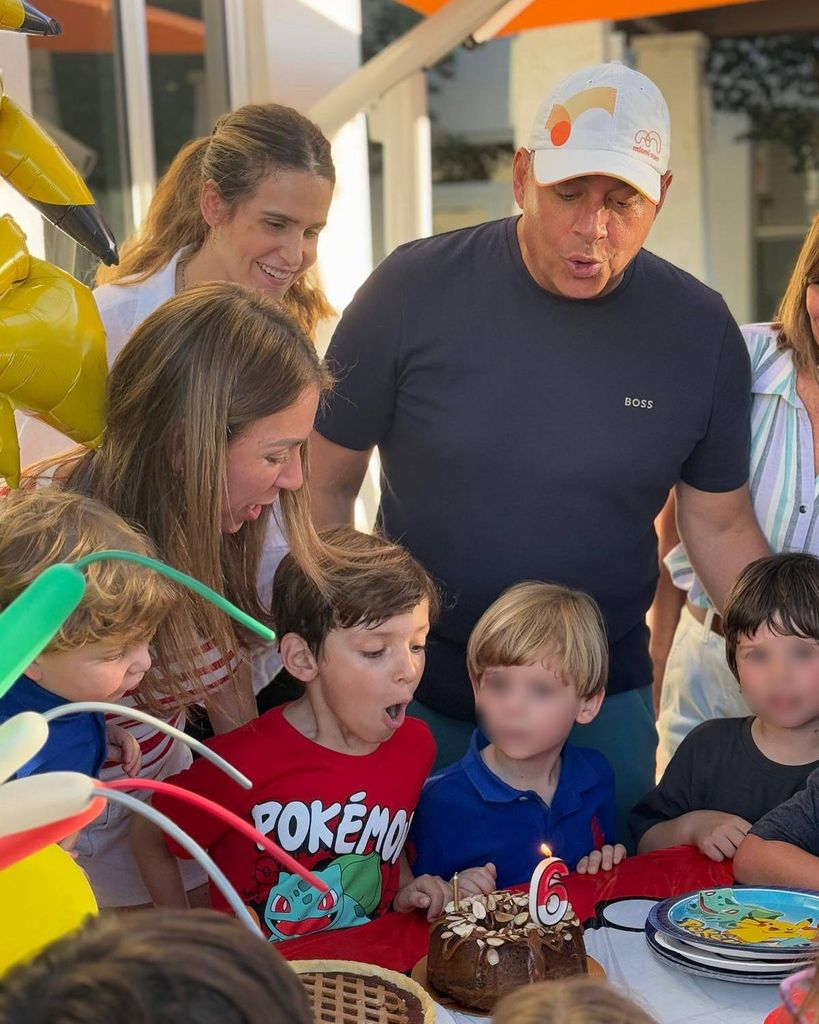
[18,101,334,457]
[34,281,332,910]
[653,213,819,772]
[94,102,334,339]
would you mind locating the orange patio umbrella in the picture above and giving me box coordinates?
[396,0,763,36]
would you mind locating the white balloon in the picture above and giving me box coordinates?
[0,712,48,785]
[0,771,93,838]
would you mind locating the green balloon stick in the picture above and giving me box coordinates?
[75,551,275,642]
[0,550,276,700]
[0,563,86,698]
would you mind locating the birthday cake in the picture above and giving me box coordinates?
[290,959,436,1024]
[427,890,587,1012]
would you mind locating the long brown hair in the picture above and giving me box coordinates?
[58,282,332,713]
[95,104,335,338]
[776,213,819,371]
[0,909,312,1024]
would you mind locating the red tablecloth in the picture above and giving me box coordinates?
[277,845,734,971]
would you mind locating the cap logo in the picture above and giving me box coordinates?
[633,129,662,161]
[544,86,617,147]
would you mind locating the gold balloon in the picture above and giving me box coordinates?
[0,75,118,264]
[0,216,106,487]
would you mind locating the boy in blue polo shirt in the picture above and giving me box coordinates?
[409,581,625,887]
[0,490,176,780]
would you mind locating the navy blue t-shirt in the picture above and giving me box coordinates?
[317,217,751,717]
[0,674,106,778]
[408,729,616,886]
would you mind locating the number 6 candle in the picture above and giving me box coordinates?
[529,844,569,927]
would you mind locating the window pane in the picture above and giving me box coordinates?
[28,2,131,284]
[147,0,229,178]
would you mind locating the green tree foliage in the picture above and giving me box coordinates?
[705,34,819,170]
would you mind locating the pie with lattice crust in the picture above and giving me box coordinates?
[289,959,436,1024]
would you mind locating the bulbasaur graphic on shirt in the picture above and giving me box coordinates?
[247,790,413,943]
[263,853,382,941]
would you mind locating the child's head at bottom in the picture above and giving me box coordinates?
[723,553,819,730]
[468,582,609,759]
[492,977,657,1024]
[0,909,312,1024]
[272,527,440,747]
[0,489,176,703]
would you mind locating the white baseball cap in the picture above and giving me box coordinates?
[528,62,670,204]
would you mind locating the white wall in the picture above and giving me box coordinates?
[705,110,752,324]
[633,32,710,283]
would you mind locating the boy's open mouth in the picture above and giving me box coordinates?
[384,703,407,729]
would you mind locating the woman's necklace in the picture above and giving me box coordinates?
[177,258,189,294]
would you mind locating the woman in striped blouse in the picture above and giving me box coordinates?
[654,214,819,772]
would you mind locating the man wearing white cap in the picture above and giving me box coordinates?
[310,63,768,840]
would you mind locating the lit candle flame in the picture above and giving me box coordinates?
[540,844,552,857]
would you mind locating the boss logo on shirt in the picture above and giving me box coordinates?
[624,397,654,409]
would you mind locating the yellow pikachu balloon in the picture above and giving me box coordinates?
[0,215,107,487]
[0,76,118,265]
[0,843,97,974]
[0,1,60,36]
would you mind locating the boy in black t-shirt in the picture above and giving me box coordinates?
[734,767,819,885]
[631,553,819,862]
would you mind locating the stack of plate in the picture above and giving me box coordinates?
[645,886,819,985]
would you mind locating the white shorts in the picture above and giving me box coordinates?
[656,604,749,776]
[75,738,208,907]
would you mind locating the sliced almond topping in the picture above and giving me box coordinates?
[444,901,455,914]
[487,949,500,966]
[472,902,487,920]
[487,895,497,912]
[495,912,514,923]
[440,930,453,939]
[452,923,475,937]
[485,937,504,947]
[514,913,529,926]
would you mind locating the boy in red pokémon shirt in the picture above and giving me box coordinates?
[132,528,495,941]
